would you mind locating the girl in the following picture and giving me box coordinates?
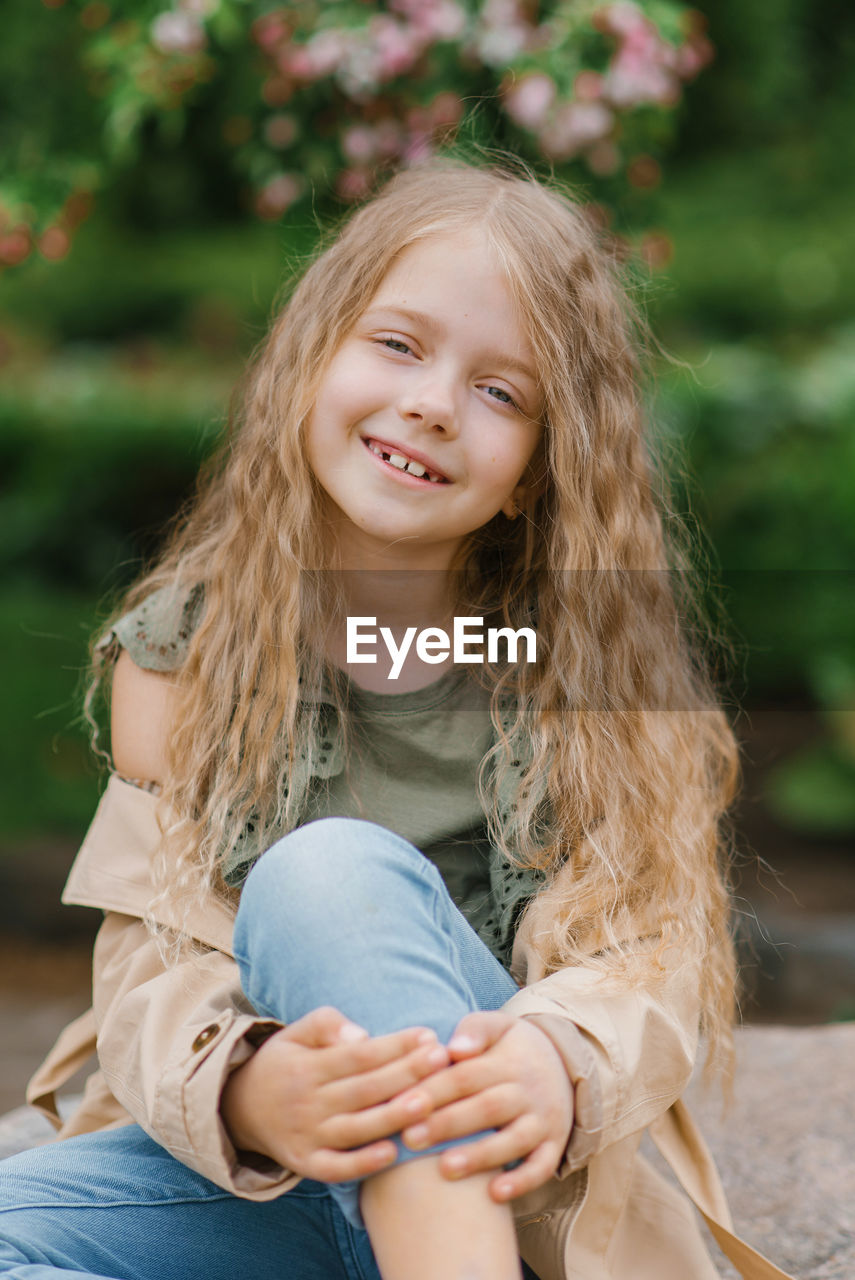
[2,160,790,1280]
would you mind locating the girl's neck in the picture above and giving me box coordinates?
[327,567,458,693]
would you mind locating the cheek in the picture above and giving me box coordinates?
[486,437,540,494]
[324,348,379,405]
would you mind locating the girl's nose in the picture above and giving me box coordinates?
[397,372,459,436]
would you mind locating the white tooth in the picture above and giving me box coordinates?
[406,460,426,477]
[428,472,443,483]
[388,453,408,470]
[370,443,383,456]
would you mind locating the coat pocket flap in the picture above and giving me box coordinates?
[26,1006,98,1128]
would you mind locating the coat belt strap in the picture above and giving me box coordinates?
[649,1099,795,1280]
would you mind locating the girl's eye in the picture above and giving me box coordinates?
[379,337,413,355]
[485,385,519,410]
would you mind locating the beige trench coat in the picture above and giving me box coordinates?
[28,777,791,1280]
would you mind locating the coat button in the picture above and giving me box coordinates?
[192,1023,220,1052]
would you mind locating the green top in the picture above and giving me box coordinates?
[110,587,543,966]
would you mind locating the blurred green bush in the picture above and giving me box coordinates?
[2,0,854,845]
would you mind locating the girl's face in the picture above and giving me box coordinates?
[306,228,543,570]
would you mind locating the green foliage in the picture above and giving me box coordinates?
[0,586,101,839]
[1,0,710,265]
[0,214,300,343]
[767,739,855,835]
[0,351,232,593]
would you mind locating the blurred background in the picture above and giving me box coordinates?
[1,0,853,1111]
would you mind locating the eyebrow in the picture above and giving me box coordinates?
[363,306,538,384]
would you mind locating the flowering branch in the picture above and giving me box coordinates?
[1,0,712,269]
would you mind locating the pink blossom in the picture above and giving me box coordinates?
[374,118,405,158]
[675,36,713,79]
[0,229,31,266]
[341,124,378,163]
[597,6,689,107]
[390,0,464,40]
[336,44,379,97]
[369,15,423,80]
[39,226,71,261]
[406,105,432,132]
[402,130,434,166]
[279,29,359,84]
[504,72,556,129]
[574,70,604,102]
[151,10,206,54]
[596,1,649,40]
[604,51,678,107]
[257,172,303,218]
[602,16,682,108]
[179,0,216,18]
[278,46,313,78]
[428,91,464,127]
[337,168,372,201]
[252,13,289,51]
[537,101,613,160]
[476,23,530,65]
[481,0,526,24]
[416,0,466,42]
[474,0,533,64]
[306,28,354,77]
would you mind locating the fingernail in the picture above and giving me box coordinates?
[444,1152,467,1173]
[416,1029,437,1045]
[494,1179,513,1198]
[426,1046,447,1067]
[338,1022,368,1042]
[405,1124,429,1147]
[403,1093,426,1114]
[448,1034,478,1052]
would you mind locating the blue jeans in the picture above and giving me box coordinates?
[0,819,539,1279]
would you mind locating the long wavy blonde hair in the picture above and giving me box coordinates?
[91,158,739,1076]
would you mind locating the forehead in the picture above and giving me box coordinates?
[366,229,535,365]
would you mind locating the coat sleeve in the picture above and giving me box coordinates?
[60,776,298,1198]
[91,910,297,1198]
[503,901,702,1179]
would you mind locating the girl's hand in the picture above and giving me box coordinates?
[220,1006,449,1183]
[398,1011,574,1202]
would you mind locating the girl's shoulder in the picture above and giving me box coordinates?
[102,582,205,673]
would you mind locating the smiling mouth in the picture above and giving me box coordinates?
[363,438,449,484]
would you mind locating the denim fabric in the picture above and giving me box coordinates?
[0,818,538,1279]
[233,817,521,1229]
[0,1126,379,1280]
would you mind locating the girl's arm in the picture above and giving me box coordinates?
[395,898,700,1203]
[92,906,443,1191]
[89,652,444,1192]
[110,648,175,785]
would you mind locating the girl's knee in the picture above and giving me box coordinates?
[234,818,443,982]
[241,817,435,916]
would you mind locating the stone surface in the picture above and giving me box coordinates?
[0,1101,66,1161]
[1,1024,853,1277]
[656,1023,855,1279]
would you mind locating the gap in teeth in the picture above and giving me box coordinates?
[368,441,443,482]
